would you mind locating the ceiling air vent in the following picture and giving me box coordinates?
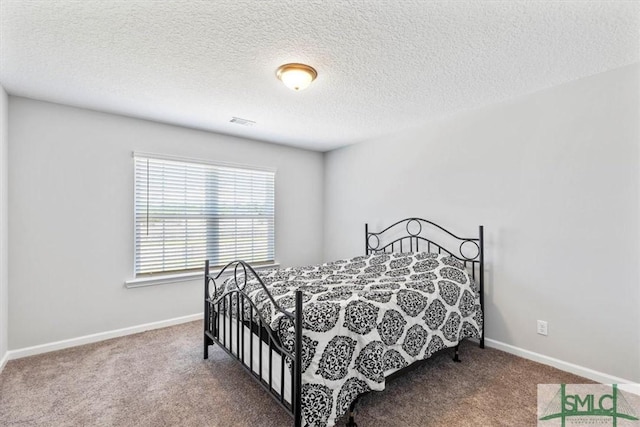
[230,117,256,127]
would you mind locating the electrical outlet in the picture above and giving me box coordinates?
[537,320,548,336]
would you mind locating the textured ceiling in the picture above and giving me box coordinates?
[1,1,638,151]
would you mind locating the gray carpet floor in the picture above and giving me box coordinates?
[0,321,592,426]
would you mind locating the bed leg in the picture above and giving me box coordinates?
[204,260,211,360]
[294,291,304,427]
[480,337,485,349]
[204,333,209,359]
[346,399,358,427]
[453,345,461,363]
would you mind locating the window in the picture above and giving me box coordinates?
[134,154,275,276]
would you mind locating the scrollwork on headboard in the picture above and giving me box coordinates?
[365,217,483,265]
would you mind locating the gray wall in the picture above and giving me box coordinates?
[8,97,324,349]
[323,64,640,382]
[0,86,7,363]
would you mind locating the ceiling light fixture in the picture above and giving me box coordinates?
[276,63,317,91]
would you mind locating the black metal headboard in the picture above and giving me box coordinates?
[365,217,484,348]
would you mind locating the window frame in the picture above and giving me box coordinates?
[127,152,277,285]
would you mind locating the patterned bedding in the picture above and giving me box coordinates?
[213,252,483,427]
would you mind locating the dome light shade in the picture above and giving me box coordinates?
[276,63,317,91]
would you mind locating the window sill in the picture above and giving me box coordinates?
[124,263,281,289]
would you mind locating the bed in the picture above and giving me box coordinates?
[203,218,485,427]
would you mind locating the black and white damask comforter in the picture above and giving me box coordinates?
[214,252,483,427]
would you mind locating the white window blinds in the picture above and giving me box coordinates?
[134,155,275,276]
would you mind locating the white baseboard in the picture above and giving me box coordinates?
[485,338,640,396]
[7,313,203,361]
[0,351,8,374]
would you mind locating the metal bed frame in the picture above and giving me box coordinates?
[204,218,484,427]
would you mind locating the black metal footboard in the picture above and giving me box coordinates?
[204,260,303,427]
